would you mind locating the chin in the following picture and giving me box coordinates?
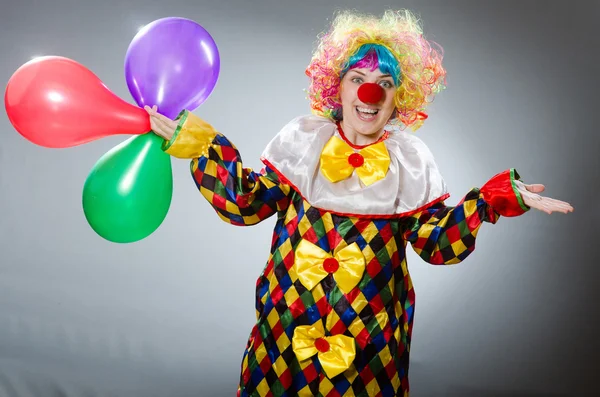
[355,121,385,136]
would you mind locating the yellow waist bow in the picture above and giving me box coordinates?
[294,240,365,294]
[320,136,390,186]
[292,321,356,378]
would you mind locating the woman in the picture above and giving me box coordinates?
[146,10,572,397]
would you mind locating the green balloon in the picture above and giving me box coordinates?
[83,133,173,243]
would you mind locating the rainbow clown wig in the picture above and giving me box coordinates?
[305,9,447,131]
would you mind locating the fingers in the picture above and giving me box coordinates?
[145,105,177,129]
[543,197,573,209]
[147,116,170,140]
[152,116,176,141]
[143,105,158,115]
[527,197,574,214]
[524,183,545,193]
[155,111,179,130]
[545,202,572,214]
[528,201,554,215]
[149,118,168,139]
[154,113,176,134]
[144,105,177,140]
[537,196,574,212]
[520,183,575,213]
[520,182,575,214]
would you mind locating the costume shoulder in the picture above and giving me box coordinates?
[385,128,444,183]
[262,114,336,161]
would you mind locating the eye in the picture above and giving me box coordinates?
[351,77,363,84]
[379,80,394,89]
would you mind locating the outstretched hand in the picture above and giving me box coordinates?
[144,105,178,141]
[515,180,574,214]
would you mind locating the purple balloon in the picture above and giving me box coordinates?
[125,17,220,119]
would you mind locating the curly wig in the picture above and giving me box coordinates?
[305,10,447,131]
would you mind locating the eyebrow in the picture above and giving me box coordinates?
[348,70,393,79]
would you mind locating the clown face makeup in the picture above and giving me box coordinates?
[339,67,397,145]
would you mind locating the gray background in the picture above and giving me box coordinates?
[1,0,598,396]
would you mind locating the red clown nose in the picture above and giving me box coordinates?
[357,83,384,104]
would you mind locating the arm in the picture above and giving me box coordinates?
[162,110,292,226]
[402,168,529,265]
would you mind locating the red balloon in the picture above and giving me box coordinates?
[4,56,150,148]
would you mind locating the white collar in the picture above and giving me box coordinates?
[261,115,449,217]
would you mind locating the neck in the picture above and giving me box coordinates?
[339,121,383,146]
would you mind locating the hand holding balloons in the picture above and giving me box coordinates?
[4,17,220,243]
[82,17,220,243]
[144,105,178,141]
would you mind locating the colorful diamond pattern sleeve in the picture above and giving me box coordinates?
[403,169,528,265]
[164,111,292,226]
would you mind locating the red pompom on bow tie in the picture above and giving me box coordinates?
[315,338,331,353]
[357,83,384,104]
[323,257,340,273]
[348,153,364,168]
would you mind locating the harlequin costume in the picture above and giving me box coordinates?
[160,10,530,397]
[162,111,529,396]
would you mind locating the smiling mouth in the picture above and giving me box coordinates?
[356,106,379,121]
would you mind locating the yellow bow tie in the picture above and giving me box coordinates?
[294,240,365,294]
[320,136,390,186]
[292,320,356,378]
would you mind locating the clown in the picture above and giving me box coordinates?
[146,9,572,397]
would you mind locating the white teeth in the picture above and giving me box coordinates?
[357,107,378,114]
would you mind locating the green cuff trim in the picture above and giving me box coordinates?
[161,109,189,152]
[510,168,530,212]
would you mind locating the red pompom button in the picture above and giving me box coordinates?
[315,337,330,353]
[348,153,364,168]
[357,82,384,104]
[323,257,339,273]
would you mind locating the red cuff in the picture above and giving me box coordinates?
[480,169,530,217]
